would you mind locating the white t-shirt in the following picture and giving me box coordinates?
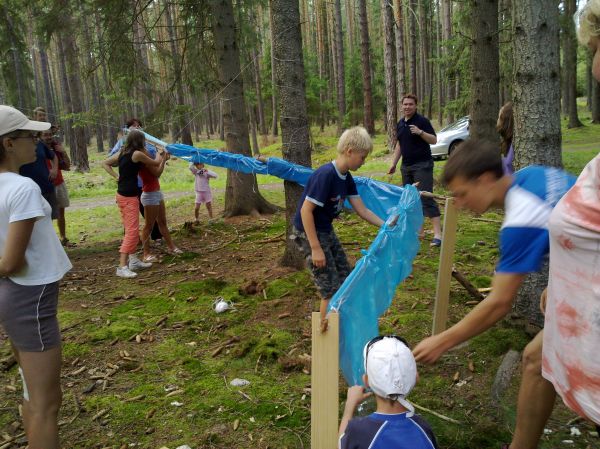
[0,172,72,285]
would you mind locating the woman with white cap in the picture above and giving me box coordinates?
[0,105,72,448]
[338,336,438,449]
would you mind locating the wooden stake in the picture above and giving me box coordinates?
[432,198,459,335]
[311,312,339,449]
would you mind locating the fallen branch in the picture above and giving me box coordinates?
[0,431,26,449]
[257,232,285,244]
[206,237,238,254]
[452,268,485,301]
[472,217,502,224]
[411,402,461,424]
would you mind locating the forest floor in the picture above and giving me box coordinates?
[0,121,599,449]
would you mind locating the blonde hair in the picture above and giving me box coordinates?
[577,0,600,46]
[337,126,372,155]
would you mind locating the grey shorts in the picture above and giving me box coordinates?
[55,182,70,208]
[0,278,61,352]
[291,227,351,299]
[140,190,164,207]
[401,160,441,218]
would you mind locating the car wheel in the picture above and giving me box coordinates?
[448,140,462,156]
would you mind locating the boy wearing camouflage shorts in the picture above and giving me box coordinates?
[292,127,384,331]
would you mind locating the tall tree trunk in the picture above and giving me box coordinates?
[442,0,455,122]
[251,46,267,135]
[56,37,73,151]
[418,0,431,113]
[345,0,355,49]
[469,0,500,142]
[4,4,28,110]
[592,74,600,124]
[393,0,407,109]
[269,6,279,136]
[248,103,260,156]
[61,26,89,171]
[334,0,346,133]
[512,0,562,327]
[358,0,375,134]
[409,0,418,94]
[205,92,215,135]
[81,8,104,153]
[38,41,56,121]
[271,0,312,268]
[564,0,583,128]
[382,0,397,151]
[165,1,193,145]
[513,0,562,168]
[317,0,328,131]
[209,0,277,217]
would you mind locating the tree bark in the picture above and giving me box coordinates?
[382,0,397,151]
[165,1,193,145]
[469,0,500,142]
[358,0,375,134]
[251,46,267,135]
[592,76,600,123]
[209,0,277,217]
[513,0,562,168]
[38,41,56,121]
[4,4,28,110]
[512,0,562,327]
[409,0,418,94]
[269,5,279,137]
[271,0,312,269]
[564,0,583,128]
[334,0,346,133]
[441,0,454,123]
[393,0,407,109]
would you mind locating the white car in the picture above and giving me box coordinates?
[431,116,470,159]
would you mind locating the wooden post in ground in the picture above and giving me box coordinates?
[311,312,339,449]
[432,198,459,335]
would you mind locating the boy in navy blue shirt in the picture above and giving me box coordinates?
[293,127,383,331]
[339,336,438,449]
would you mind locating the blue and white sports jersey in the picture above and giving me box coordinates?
[497,166,576,274]
[339,412,438,449]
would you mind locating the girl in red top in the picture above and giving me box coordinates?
[138,141,181,261]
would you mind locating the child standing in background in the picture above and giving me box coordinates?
[190,162,217,223]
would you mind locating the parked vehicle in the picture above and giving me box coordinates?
[431,116,470,159]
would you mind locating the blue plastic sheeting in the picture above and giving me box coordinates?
[328,185,423,385]
[166,143,413,221]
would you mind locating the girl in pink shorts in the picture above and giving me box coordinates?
[190,162,217,222]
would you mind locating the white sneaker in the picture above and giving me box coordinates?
[129,256,152,271]
[116,266,137,278]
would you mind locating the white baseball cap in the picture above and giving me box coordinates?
[0,105,50,136]
[363,336,417,415]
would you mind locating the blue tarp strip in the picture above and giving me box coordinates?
[167,143,413,221]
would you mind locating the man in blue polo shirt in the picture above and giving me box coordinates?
[388,94,441,246]
[413,139,576,449]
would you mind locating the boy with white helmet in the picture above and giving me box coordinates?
[338,336,438,449]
